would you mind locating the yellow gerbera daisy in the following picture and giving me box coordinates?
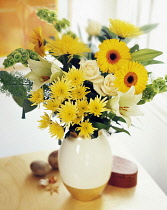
[49,122,64,139]
[71,86,90,100]
[114,61,148,94]
[38,113,51,129]
[28,88,44,106]
[50,77,72,100]
[95,39,131,73]
[31,27,45,57]
[43,99,62,112]
[64,67,86,86]
[76,120,97,138]
[77,99,89,115]
[109,19,143,39]
[47,34,90,57]
[89,96,108,117]
[58,101,77,125]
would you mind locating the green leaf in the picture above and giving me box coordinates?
[140,23,158,34]
[130,44,139,53]
[98,26,117,42]
[113,116,126,123]
[22,99,37,113]
[12,96,37,113]
[138,99,146,105]
[12,95,25,107]
[92,121,110,131]
[111,126,130,135]
[131,49,163,62]
[139,60,164,66]
[107,112,116,120]
[12,96,37,119]
[159,85,167,93]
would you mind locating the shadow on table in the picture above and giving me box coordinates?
[60,195,103,210]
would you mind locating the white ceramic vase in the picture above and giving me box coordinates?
[58,130,113,201]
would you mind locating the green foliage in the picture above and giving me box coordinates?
[138,76,167,104]
[65,31,77,39]
[0,71,31,97]
[110,125,130,135]
[0,71,36,117]
[139,60,164,66]
[140,23,158,34]
[36,8,57,23]
[97,26,117,42]
[55,18,70,32]
[131,49,163,62]
[3,48,39,69]
[36,8,70,32]
[130,44,139,53]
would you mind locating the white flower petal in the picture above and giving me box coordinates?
[121,115,132,127]
[24,71,39,81]
[119,86,142,107]
[93,84,106,96]
[32,80,44,91]
[107,97,120,115]
[125,106,143,117]
[28,58,51,76]
[91,75,104,84]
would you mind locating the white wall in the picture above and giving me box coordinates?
[0,90,60,157]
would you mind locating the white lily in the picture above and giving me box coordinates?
[107,86,143,127]
[25,56,63,91]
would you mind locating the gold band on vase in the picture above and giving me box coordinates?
[64,182,107,201]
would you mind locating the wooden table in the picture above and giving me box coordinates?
[0,149,167,210]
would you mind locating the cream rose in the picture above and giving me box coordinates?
[79,59,103,84]
[86,20,102,36]
[93,74,118,96]
[101,74,118,96]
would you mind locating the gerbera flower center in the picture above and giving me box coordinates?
[107,50,120,64]
[110,53,117,60]
[124,72,138,87]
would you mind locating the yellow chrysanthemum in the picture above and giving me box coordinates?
[114,61,148,94]
[109,19,143,38]
[47,34,90,57]
[71,86,90,100]
[77,100,89,115]
[49,122,64,139]
[29,88,44,105]
[76,120,97,138]
[38,113,51,129]
[72,115,83,125]
[50,77,72,100]
[64,67,86,86]
[89,97,108,117]
[31,27,45,57]
[58,101,77,125]
[43,99,62,112]
[95,39,131,73]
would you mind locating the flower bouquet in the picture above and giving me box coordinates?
[1,8,167,201]
[1,8,167,141]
